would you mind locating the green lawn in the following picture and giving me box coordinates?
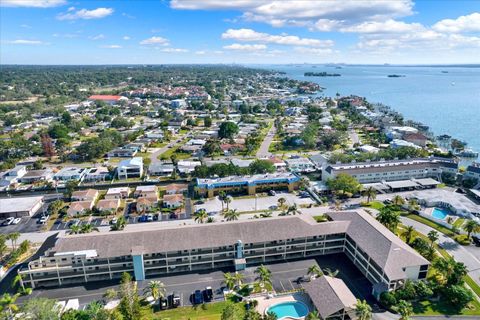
[404,214,456,237]
[361,201,385,210]
[139,301,238,320]
[412,299,480,316]
[453,218,466,228]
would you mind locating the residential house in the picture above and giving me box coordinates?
[163,194,184,208]
[71,189,99,202]
[107,148,138,158]
[134,185,158,199]
[105,187,130,199]
[177,160,201,174]
[148,163,174,176]
[136,197,158,213]
[67,200,94,216]
[84,167,110,182]
[403,132,428,147]
[117,157,143,179]
[165,183,188,195]
[54,167,87,181]
[285,157,316,173]
[19,169,54,184]
[96,199,120,213]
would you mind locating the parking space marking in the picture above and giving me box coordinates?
[288,279,294,290]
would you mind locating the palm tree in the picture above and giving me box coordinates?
[81,223,99,234]
[225,196,232,211]
[0,293,19,317]
[307,265,323,278]
[363,187,376,204]
[224,209,240,221]
[143,280,166,302]
[218,191,227,212]
[392,195,405,206]
[233,272,244,288]
[264,311,278,320]
[194,209,208,223]
[402,225,415,244]
[7,232,20,251]
[305,311,320,320]
[407,198,419,211]
[206,216,215,223]
[255,265,272,288]
[110,216,127,231]
[277,197,287,208]
[287,203,299,215]
[463,220,480,239]
[260,211,273,218]
[103,289,117,301]
[395,300,413,320]
[223,272,236,290]
[69,225,81,235]
[355,300,372,320]
[377,207,400,232]
[427,230,439,249]
[324,268,339,277]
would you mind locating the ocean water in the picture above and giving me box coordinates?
[263,65,480,157]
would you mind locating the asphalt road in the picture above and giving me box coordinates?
[256,124,276,158]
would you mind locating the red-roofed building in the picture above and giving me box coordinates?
[88,95,125,105]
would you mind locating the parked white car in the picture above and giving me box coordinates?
[4,217,14,225]
[12,217,21,225]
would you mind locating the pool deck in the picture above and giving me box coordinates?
[254,292,312,318]
[424,207,458,224]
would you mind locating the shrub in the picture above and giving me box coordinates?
[454,234,471,245]
[380,291,397,309]
[395,280,417,301]
[414,281,433,299]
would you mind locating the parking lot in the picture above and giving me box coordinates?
[21,253,374,310]
[0,202,49,234]
[195,192,315,214]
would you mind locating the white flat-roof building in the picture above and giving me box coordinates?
[0,196,43,218]
[117,157,143,180]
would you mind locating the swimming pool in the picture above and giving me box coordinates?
[431,207,450,220]
[266,301,309,319]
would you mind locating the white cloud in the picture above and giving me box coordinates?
[123,36,131,40]
[1,0,66,7]
[294,47,334,55]
[7,39,47,45]
[140,36,169,46]
[89,34,105,40]
[172,0,413,28]
[195,50,206,55]
[341,19,424,34]
[160,48,189,53]
[100,44,122,49]
[433,12,480,33]
[223,43,267,51]
[222,28,333,47]
[57,7,114,20]
[67,6,75,11]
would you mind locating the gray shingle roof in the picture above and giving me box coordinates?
[303,276,357,319]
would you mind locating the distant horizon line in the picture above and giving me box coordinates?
[1,63,480,67]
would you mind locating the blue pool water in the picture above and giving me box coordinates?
[432,207,450,220]
[267,301,309,319]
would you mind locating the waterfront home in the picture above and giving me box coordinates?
[105,187,130,199]
[54,167,87,182]
[403,132,428,147]
[71,189,99,202]
[117,157,143,180]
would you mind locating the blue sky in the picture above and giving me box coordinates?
[1,0,479,64]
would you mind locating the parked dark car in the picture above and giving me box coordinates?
[193,290,204,304]
[472,235,480,246]
[138,215,147,223]
[159,297,168,310]
[299,191,310,198]
[204,286,213,302]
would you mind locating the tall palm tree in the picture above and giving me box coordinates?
[264,311,278,320]
[377,207,400,232]
[224,209,240,221]
[143,280,166,302]
[427,230,439,249]
[194,209,208,223]
[355,300,372,320]
[402,225,415,244]
[392,195,405,206]
[225,196,232,211]
[307,265,323,278]
[233,272,244,288]
[395,300,413,320]
[255,265,272,287]
[218,191,227,212]
[463,220,480,239]
[7,232,20,251]
[287,203,299,215]
[324,268,339,277]
[305,311,320,320]
[363,187,377,204]
[277,197,287,208]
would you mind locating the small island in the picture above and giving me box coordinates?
[304,72,341,77]
[387,74,406,78]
